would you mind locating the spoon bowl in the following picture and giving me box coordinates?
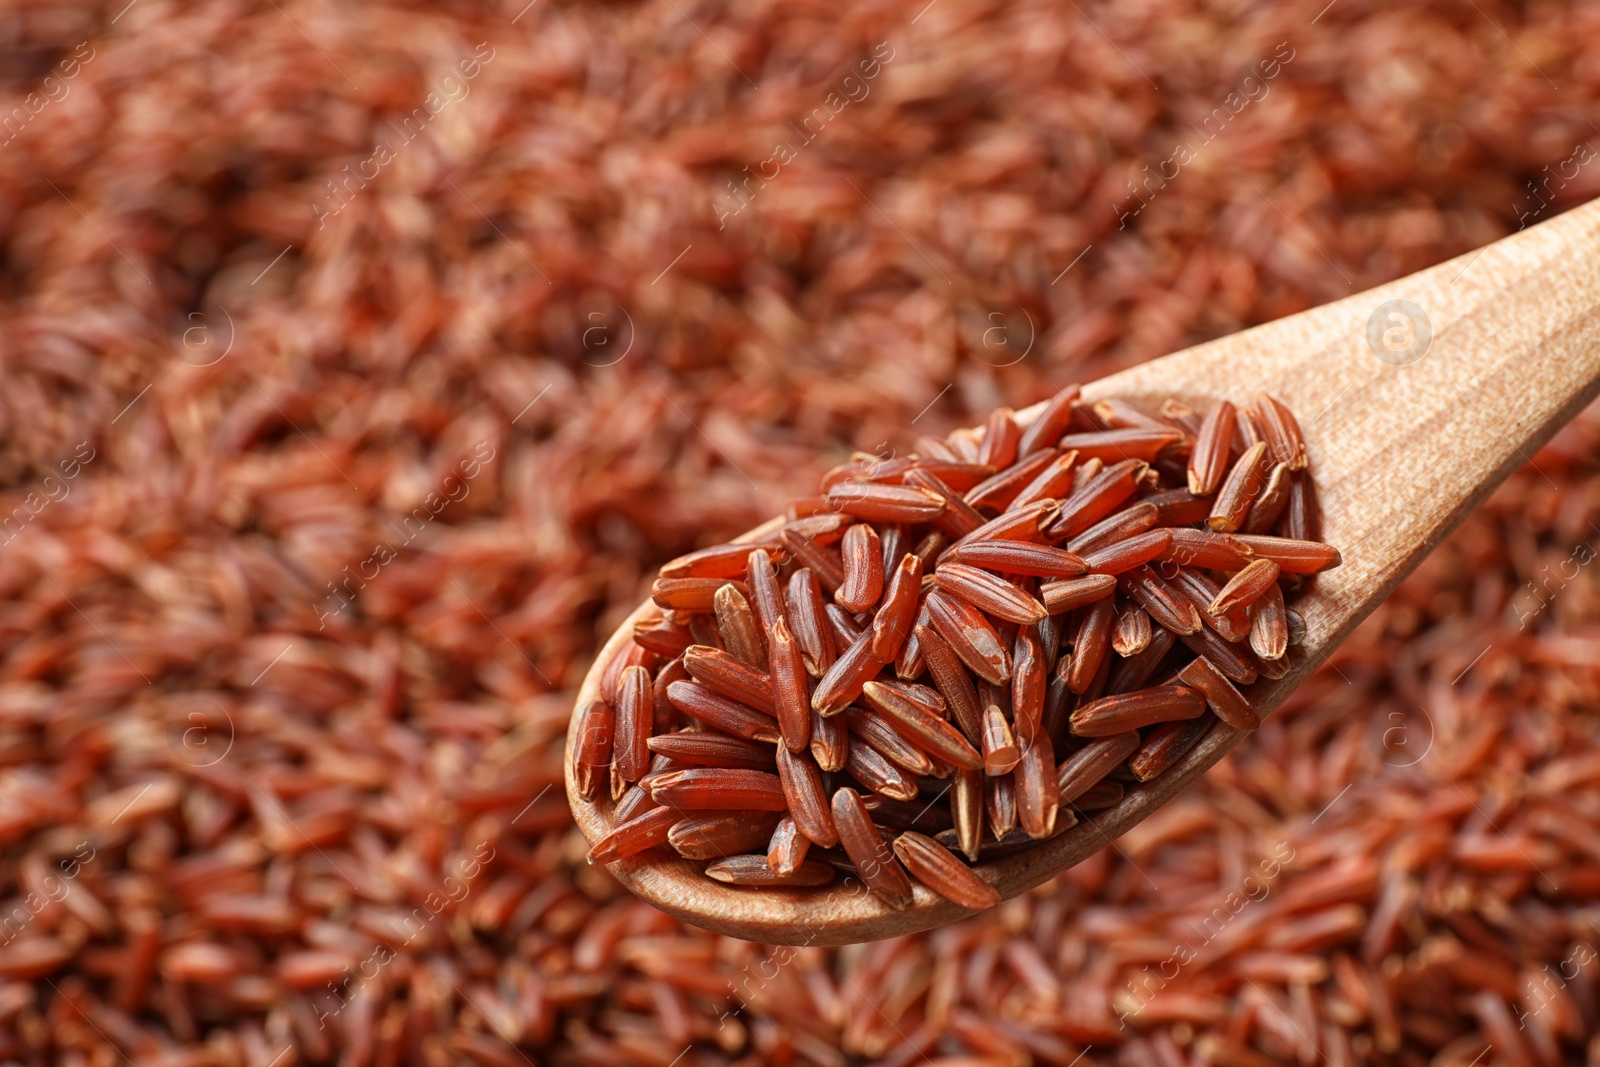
[567,196,1600,945]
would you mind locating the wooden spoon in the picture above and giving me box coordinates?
[565,196,1600,945]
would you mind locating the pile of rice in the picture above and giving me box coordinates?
[0,0,1598,1062]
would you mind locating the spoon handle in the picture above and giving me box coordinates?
[1087,195,1600,668]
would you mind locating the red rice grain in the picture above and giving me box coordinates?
[1209,558,1283,616]
[614,665,654,783]
[1189,400,1238,496]
[714,584,769,671]
[785,567,838,677]
[767,618,813,753]
[668,813,784,860]
[706,856,836,887]
[831,789,914,910]
[891,833,1002,911]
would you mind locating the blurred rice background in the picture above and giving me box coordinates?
[1,0,1600,1063]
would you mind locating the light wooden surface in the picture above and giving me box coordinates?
[565,195,1600,945]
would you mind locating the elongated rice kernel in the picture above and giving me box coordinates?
[1231,534,1343,574]
[1041,573,1117,614]
[587,806,679,865]
[1284,471,1319,542]
[925,589,1012,684]
[1010,450,1081,511]
[1057,427,1182,462]
[1069,455,1103,492]
[809,709,849,772]
[1188,399,1236,496]
[1177,655,1261,730]
[651,659,689,737]
[904,467,987,539]
[894,617,927,679]
[649,768,787,811]
[1176,626,1260,686]
[706,855,835,887]
[660,543,760,580]
[1094,396,1172,431]
[776,746,839,847]
[955,499,1061,550]
[651,578,751,612]
[601,643,652,710]
[1209,558,1282,616]
[985,773,1018,840]
[745,548,789,641]
[1123,565,1203,635]
[933,563,1047,624]
[844,741,920,801]
[768,618,812,753]
[952,768,984,862]
[966,448,1060,512]
[1161,527,1256,570]
[1045,459,1143,538]
[766,815,810,876]
[632,617,694,658]
[862,681,982,771]
[812,628,887,716]
[614,665,653,782]
[667,812,782,860]
[1072,778,1125,812]
[714,584,768,671]
[1040,654,1074,743]
[1067,501,1160,556]
[835,522,884,612]
[688,613,723,650]
[907,460,995,492]
[667,681,780,742]
[871,552,925,662]
[1129,715,1215,781]
[647,731,776,770]
[1208,440,1270,533]
[979,407,1019,469]
[831,788,914,909]
[1244,461,1292,533]
[825,482,946,523]
[846,706,939,776]
[1010,626,1046,742]
[912,529,951,566]
[945,427,982,463]
[683,645,777,714]
[916,623,985,743]
[824,602,864,647]
[1068,597,1115,695]
[1069,685,1206,736]
[981,705,1020,774]
[1015,732,1059,839]
[1250,582,1290,661]
[1082,528,1172,575]
[573,700,614,799]
[780,512,854,545]
[1015,384,1082,457]
[1256,393,1308,470]
[785,567,837,677]
[945,539,1087,577]
[1169,567,1252,643]
[1056,732,1141,803]
[892,831,1001,911]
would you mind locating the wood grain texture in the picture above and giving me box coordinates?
[565,196,1600,945]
